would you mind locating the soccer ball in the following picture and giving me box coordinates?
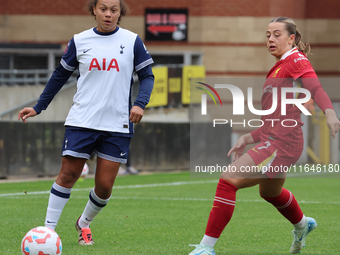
[81,163,89,178]
[21,226,62,255]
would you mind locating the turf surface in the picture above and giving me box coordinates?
[1,172,339,254]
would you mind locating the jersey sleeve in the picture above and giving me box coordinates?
[134,35,154,71]
[60,37,78,72]
[132,36,154,109]
[300,73,334,112]
[33,64,74,114]
[250,128,261,143]
[32,38,77,114]
[134,65,154,109]
[287,53,333,111]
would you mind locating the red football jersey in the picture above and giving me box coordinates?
[251,48,333,153]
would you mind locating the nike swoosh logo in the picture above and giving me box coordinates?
[252,148,260,154]
[46,220,56,223]
[299,232,305,241]
[83,48,92,53]
[120,152,127,156]
[85,218,92,221]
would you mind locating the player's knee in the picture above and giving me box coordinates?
[95,185,112,198]
[58,167,81,186]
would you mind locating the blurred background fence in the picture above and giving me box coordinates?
[1,0,340,178]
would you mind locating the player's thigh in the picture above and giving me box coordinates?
[221,153,264,189]
[58,126,99,187]
[94,133,131,194]
[94,157,120,194]
[57,156,87,188]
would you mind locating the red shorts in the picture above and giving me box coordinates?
[246,140,302,179]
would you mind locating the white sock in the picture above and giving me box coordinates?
[200,235,218,248]
[45,182,71,230]
[293,215,307,230]
[79,188,111,229]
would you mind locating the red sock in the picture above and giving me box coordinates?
[205,179,238,238]
[262,188,303,224]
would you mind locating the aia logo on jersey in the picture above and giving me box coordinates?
[89,58,120,71]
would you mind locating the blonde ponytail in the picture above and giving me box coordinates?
[294,28,311,55]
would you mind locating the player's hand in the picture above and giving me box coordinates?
[227,136,247,162]
[129,105,144,124]
[18,107,37,124]
[325,109,340,139]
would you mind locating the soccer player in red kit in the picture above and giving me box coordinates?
[189,17,340,255]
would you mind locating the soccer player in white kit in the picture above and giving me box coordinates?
[18,0,154,245]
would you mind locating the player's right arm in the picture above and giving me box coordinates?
[228,132,255,162]
[17,38,77,123]
[18,107,37,123]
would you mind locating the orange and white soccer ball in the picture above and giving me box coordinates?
[21,226,62,255]
[81,163,89,178]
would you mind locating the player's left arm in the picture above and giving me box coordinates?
[300,71,340,138]
[129,65,154,124]
[130,36,154,124]
[324,109,340,138]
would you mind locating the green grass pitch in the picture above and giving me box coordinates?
[1,171,339,254]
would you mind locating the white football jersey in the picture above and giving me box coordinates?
[61,27,153,134]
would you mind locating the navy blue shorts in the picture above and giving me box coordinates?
[61,126,131,163]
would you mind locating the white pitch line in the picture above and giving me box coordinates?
[0,180,218,197]
[108,197,340,205]
[3,194,340,205]
[1,180,340,205]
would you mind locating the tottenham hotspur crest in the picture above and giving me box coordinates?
[120,44,125,54]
